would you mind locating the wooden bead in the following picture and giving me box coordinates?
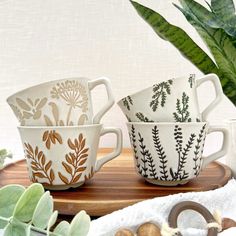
[115,229,134,236]
[137,222,161,236]
[222,218,236,230]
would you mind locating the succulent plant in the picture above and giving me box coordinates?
[0,183,90,236]
[130,0,236,106]
[0,149,12,169]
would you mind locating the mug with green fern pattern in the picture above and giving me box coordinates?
[118,74,223,122]
[127,122,229,186]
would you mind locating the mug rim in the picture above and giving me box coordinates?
[117,74,196,104]
[17,123,102,129]
[6,76,91,102]
[126,121,208,126]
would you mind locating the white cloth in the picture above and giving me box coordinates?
[88,179,236,236]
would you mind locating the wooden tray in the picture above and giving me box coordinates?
[0,149,232,216]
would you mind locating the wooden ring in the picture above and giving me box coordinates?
[168,201,218,236]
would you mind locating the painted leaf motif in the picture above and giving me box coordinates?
[58,172,69,184]
[33,110,41,120]
[62,162,73,174]
[65,155,73,164]
[73,173,82,183]
[49,102,59,124]
[78,114,88,125]
[33,172,47,178]
[36,97,47,109]
[50,169,55,182]
[45,160,52,172]
[76,167,86,172]
[54,132,63,144]
[68,139,75,149]
[44,115,53,126]
[16,98,31,111]
[42,131,49,142]
[78,159,87,166]
[23,111,32,119]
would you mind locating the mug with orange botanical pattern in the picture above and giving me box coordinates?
[18,124,122,190]
[7,77,115,126]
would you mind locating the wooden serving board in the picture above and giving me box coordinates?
[0,149,232,216]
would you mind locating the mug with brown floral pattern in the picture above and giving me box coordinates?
[18,124,122,190]
[7,77,114,126]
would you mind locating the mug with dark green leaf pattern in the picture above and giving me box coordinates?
[118,74,223,122]
[127,122,229,186]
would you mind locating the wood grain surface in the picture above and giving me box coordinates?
[0,149,232,216]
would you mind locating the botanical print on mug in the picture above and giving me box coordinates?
[129,124,207,181]
[149,79,173,112]
[58,133,89,185]
[42,130,63,149]
[44,80,89,126]
[10,98,48,125]
[24,143,55,185]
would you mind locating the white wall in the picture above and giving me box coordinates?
[0,0,235,159]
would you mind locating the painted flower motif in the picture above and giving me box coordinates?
[50,80,89,126]
[50,80,88,112]
[15,97,48,121]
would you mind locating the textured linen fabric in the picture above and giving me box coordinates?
[88,179,236,236]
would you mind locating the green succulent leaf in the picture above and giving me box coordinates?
[69,210,90,236]
[32,191,53,230]
[176,0,236,103]
[13,183,44,222]
[53,221,70,235]
[47,211,58,235]
[129,1,219,81]
[0,185,25,228]
[3,222,30,236]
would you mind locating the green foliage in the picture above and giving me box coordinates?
[0,183,90,236]
[130,0,236,105]
[150,80,173,111]
[173,92,191,122]
[0,149,12,169]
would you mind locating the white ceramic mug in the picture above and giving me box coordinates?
[127,122,229,186]
[7,77,115,126]
[18,124,122,190]
[225,119,236,177]
[118,74,223,122]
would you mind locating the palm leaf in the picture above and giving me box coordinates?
[130,1,219,76]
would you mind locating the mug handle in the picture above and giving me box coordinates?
[195,74,224,120]
[88,77,115,124]
[201,125,229,169]
[95,127,123,172]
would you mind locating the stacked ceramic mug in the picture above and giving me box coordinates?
[118,74,229,186]
[7,77,122,190]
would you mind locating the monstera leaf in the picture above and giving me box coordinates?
[130,0,236,105]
